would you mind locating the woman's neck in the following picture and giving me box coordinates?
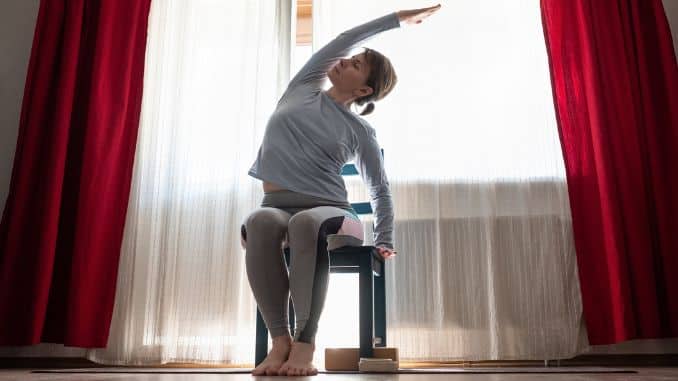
[325,86,354,107]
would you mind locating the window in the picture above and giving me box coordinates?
[293,0,313,74]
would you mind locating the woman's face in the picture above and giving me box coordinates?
[327,52,373,98]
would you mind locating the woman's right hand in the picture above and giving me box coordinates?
[397,4,442,25]
[376,246,398,260]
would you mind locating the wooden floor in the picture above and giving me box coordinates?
[1,367,677,380]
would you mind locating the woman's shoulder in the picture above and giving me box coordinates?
[351,115,377,139]
[277,83,322,107]
[347,115,379,156]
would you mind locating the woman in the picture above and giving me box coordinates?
[241,4,441,377]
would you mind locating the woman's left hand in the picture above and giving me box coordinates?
[397,4,441,25]
[376,246,398,259]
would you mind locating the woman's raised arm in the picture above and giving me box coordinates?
[281,4,441,98]
[283,12,401,95]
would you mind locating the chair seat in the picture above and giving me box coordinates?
[281,233,364,251]
[329,245,384,276]
[327,234,363,251]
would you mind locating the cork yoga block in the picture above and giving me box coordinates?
[325,347,399,371]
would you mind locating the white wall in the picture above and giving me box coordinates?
[0,0,39,210]
[0,0,676,358]
[665,0,678,59]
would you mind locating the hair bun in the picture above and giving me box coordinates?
[360,102,375,116]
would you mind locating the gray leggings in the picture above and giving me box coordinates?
[241,190,364,344]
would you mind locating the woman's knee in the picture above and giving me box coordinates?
[287,210,321,236]
[241,208,290,247]
[288,207,360,238]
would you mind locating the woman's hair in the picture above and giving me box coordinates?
[354,47,398,116]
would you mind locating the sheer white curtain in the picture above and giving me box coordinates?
[85,0,293,365]
[315,0,589,361]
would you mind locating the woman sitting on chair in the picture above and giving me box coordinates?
[241,4,441,377]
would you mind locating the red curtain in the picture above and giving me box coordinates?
[541,0,678,345]
[0,0,152,346]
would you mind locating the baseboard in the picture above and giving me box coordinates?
[1,354,677,369]
[0,358,248,369]
[401,354,678,368]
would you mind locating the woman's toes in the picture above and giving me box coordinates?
[252,366,266,376]
[265,367,278,376]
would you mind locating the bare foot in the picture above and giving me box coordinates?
[252,335,292,376]
[278,341,318,376]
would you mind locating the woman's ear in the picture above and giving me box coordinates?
[356,86,373,98]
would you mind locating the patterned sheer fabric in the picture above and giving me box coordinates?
[85,0,293,365]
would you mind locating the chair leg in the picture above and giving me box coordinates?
[374,264,386,347]
[255,308,268,366]
[285,247,295,337]
[289,297,295,338]
[359,252,375,359]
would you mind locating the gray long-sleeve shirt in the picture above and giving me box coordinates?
[248,12,400,249]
